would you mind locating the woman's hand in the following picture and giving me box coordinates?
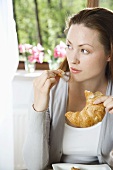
[33,69,62,112]
[93,96,113,114]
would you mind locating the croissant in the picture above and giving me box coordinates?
[71,167,80,170]
[65,90,105,128]
[57,69,65,77]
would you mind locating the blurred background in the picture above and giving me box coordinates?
[13,0,113,71]
[1,0,113,170]
[13,0,113,51]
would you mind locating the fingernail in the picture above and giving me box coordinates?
[109,110,112,114]
[93,100,98,104]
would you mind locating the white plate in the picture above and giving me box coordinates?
[52,163,111,170]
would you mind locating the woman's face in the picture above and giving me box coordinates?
[66,24,109,82]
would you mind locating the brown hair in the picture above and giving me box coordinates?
[59,7,113,80]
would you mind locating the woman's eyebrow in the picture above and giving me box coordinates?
[66,39,72,44]
[66,39,93,48]
[79,44,93,48]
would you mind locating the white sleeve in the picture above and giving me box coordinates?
[23,105,50,170]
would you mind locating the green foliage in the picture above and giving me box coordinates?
[15,0,37,44]
[15,0,87,52]
[99,0,113,9]
[15,0,113,63]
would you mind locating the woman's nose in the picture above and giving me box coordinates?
[71,58,80,64]
[71,50,80,64]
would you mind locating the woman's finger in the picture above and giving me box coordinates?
[93,96,108,104]
[109,108,113,114]
[39,70,56,86]
[93,95,113,114]
[33,70,56,88]
[43,77,57,91]
[103,96,113,107]
[105,100,113,112]
[36,69,63,87]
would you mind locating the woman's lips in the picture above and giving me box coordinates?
[70,67,82,74]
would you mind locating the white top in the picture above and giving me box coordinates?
[62,122,101,163]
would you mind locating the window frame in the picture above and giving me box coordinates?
[87,0,99,7]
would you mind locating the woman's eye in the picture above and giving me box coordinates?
[66,44,73,50]
[81,49,89,54]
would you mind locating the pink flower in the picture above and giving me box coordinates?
[30,44,44,63]
[18,44,32,54]
[38,52,44,63]
[37,43,44,51]
[19,43,45,63]
[54,41,66,58]
[28,51,44,63]
[18,44,25,53]
[24,44,32,51]
[28,55,36,63]
[32,46,38,54]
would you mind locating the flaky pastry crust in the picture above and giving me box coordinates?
[65,90,105,128]
[57,69,65,77]
[71,167,80,170]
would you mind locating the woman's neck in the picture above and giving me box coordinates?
[67,76,108,112]
[69,75,108,97]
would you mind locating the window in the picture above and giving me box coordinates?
[16,0,99,70]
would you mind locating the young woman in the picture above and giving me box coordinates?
[23,7,113,170]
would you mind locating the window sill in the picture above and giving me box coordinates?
[14,69,43,78]
[17,61,49,70]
